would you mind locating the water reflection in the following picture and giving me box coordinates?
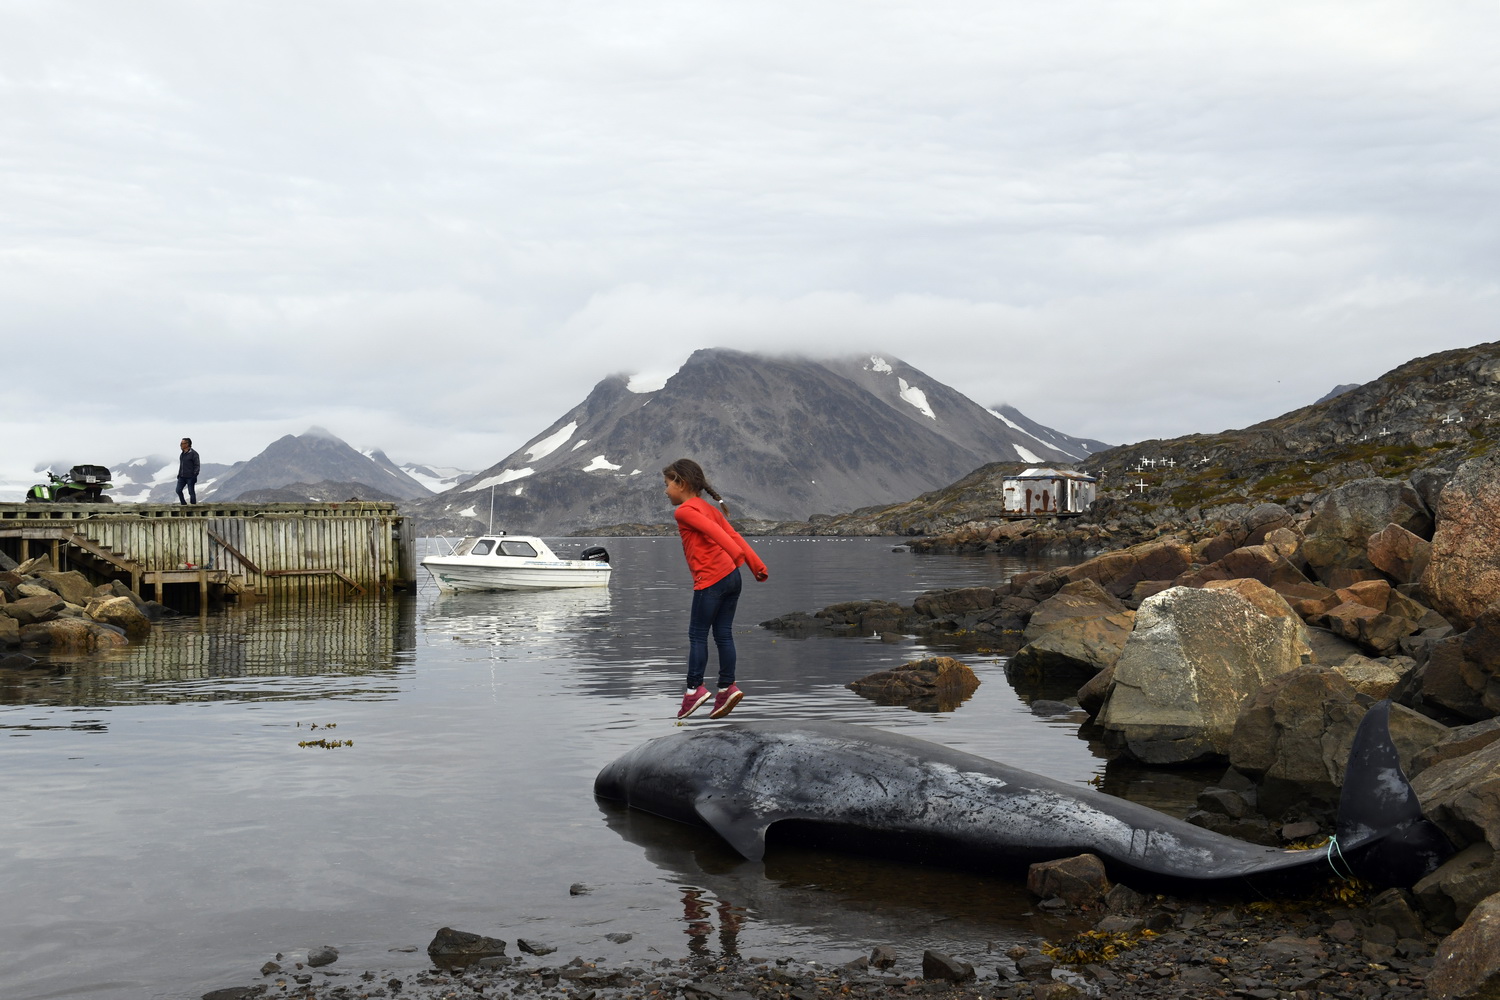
[0,597,417,708]
[597,800,1088,958]
[424,589,612,651]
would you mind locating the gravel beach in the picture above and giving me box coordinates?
[201,880,1437,1000]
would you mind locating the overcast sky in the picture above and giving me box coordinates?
[4,1,1496,484]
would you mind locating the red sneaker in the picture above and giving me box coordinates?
[678,686,712,719]
[708,684,743,719]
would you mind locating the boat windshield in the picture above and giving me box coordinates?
[462,538,495,556]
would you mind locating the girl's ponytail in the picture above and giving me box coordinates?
[703,483,730,517]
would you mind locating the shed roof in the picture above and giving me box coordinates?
[1006,467,1098,482]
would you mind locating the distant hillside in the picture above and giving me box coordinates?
[233,481,405,503]
[986,404,1110,462]
[105,455,242,503]
[410,349,1105,534]
[196,428,433,502]
[1315,383,1361,405]
[1081,341,1500,510]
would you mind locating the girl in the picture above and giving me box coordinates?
[663,458,770,720]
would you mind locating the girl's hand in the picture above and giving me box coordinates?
[753,568,769,582]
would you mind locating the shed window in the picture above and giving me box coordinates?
[500,540,539,557]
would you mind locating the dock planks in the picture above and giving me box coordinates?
[0,502,416,603]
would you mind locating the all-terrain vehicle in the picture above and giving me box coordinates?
[26,465,114,503]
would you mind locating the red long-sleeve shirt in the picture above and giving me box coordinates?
[673,497,768,590]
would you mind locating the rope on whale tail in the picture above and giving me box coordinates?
[1325,835,1357,880]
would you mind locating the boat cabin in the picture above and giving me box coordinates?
[457,535,547,559]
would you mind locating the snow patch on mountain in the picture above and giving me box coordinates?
[582,455,622,472]
[898,378,935,420]
[467,468,535,491]
[989,408,1082,460]
[628,371,672,393]
[525,422,578,461]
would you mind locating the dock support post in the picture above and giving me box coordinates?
[199,569,208,608]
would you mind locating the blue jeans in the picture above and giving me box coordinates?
[176,477,197,504]
[686,568,742,690]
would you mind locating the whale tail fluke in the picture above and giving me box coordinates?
[1335,699,1454,887]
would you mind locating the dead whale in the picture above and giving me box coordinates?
[594,701,1451,888]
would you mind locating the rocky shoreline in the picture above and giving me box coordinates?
[760,457,1500,998]
[0,550,170,661]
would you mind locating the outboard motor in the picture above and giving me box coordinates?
[580,546,611,564]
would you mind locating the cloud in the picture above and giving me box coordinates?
[1,0,1495,476]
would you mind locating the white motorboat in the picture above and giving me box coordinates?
[421,535,612,592]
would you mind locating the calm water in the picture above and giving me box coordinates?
[1,537,1167,1000]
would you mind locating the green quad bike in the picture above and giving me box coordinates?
[26,464,114,503]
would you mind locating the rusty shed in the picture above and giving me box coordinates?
[1000,467,1098,516]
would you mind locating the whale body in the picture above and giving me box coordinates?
[594,701,1452,888]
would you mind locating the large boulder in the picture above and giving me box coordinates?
[1243,502,1296,543]
[0,594,66,626]
[1415,844,1500,936]
[1414,719,1500,776]
[1007,611,1134,681]
[85,596,152,641]
[0,615,17,646]
[1424,454,1500,630]
[1022,580,1126,641]
[1229,669,1447,819]
[1201,577,1306,625]
[1095,587,1309,764]
[36,571,96,608]
[14,554,56,576]
[1176,544,1315,592]
[913,587,995,618]
[1428,893,1500,1000]
[1301,478,1433,584]
[1415,605,1500,722]
[1054,540,1194,600]
[1413,737,1500,854]
[846,656,980,712]
[1368,523,1433,585]
[1332,654,1410,699]
[1197,503,1296,564]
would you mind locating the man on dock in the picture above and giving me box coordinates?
[177,437,200,505]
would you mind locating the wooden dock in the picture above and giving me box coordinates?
[0,502,417,607]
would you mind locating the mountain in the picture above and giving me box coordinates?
[1315,383,1361,405]
[191,428,434,503]
[986,404,1110,462]
[412,349,1107,534]
[1080,341,1500,508]
[109,455,243,502]
[396,461,477,493]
